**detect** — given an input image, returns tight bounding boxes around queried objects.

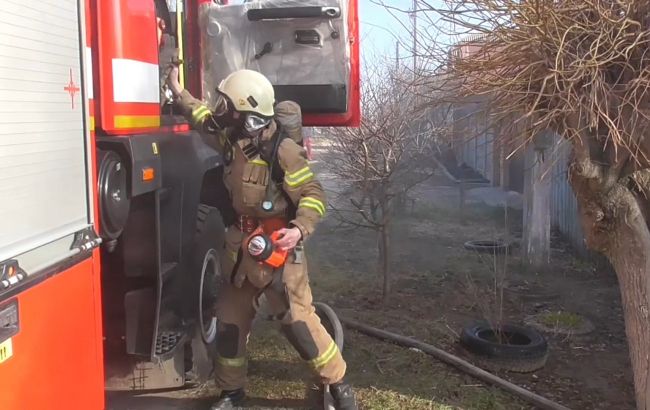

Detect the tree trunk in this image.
[380,225,391,300]
[570,163,650,409]
[607,216,650,409]
[378,197,392,300]
[522,145,551,267]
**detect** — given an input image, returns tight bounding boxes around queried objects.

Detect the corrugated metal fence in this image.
[452,101,588,257]
[549,138,588,256]
[454,102,496,184]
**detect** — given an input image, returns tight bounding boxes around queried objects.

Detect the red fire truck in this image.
[0,0,359,408]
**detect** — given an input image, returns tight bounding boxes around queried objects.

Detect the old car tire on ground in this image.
[463,240,510,254]
[460,321,548,373]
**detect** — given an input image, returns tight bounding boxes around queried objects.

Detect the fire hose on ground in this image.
[338,317,572,410]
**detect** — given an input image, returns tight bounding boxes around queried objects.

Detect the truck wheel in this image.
[97,149,130,240]
[193,205,225,344]
[186,205,225,384]
[198,249,219,344]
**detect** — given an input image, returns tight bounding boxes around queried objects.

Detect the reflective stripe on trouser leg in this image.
[214,279,258,391]
[267,254,346,384]
[308,341,339,370]
[215,353,247,391]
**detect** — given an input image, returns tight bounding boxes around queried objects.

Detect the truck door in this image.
[0,1,103,409]
[200,0,360,127]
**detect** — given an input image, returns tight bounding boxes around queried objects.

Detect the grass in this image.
[463,390,508,410]
[539,311,584,329]
[355,389,455,410]
[243,320,522,410]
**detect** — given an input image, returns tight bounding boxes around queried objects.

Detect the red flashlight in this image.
[246,227,288,268]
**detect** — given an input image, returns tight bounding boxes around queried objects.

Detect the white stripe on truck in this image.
[112,58,160,103]
[86,47,93,99]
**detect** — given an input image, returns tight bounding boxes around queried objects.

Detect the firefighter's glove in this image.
[171,55,183,67]
[166,66,183,97]
[274,227,302,251]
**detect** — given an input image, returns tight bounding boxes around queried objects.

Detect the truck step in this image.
[155,330,184,356]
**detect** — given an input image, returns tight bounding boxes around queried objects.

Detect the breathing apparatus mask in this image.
[244,113,271,134]
[214,92,271,138]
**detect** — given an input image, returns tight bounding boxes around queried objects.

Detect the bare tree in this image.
[390,0,650,406]
[327,61,435,300]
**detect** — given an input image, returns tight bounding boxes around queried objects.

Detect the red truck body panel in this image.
[0,256,104,410]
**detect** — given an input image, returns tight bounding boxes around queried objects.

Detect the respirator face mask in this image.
[243,113,271,134]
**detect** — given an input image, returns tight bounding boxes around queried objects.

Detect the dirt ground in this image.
[309,184,633,409]
[107,148,635,410]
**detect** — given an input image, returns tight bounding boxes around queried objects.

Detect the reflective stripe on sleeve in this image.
[285,166,314,187]
[192,105,212,124]
[299,197,326,216]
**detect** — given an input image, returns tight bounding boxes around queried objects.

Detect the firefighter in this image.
[167,67,358,410]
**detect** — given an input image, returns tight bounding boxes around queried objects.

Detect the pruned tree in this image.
[327,61,436,300]
[395,0,650,406]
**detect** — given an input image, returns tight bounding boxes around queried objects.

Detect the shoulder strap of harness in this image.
[260,123,298,219]
[260,123,289,184]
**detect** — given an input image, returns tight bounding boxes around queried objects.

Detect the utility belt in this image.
[234,214,288,235]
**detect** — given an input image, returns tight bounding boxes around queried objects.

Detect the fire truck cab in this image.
[0,0,359,408]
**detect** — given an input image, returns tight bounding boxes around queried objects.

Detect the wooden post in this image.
[499,144,509,189]
[523,143,551,266]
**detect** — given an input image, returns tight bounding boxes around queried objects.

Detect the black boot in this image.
[330,380,358,410]
[209,389,245,410]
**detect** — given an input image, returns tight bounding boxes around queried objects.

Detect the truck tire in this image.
[186,205,225,384]
[97,149,130,240]
[193,204,225,345]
